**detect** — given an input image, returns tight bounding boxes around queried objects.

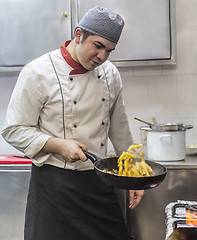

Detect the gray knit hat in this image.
[77,6,124,44]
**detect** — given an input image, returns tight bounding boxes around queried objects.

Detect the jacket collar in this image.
[60,41,89,75]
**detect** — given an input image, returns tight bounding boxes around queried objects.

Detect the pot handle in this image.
[183,125,193,130]
[83,150,101,163]
[159,135,172,143]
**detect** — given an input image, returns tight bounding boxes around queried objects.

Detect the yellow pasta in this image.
[117,144,154,177]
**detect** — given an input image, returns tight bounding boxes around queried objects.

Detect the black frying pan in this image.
[84,151,167,190]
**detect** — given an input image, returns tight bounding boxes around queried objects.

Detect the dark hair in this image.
[81,29,95,43]
[74,27,95,43]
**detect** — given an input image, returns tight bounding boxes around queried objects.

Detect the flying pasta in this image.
[117,144,154,177]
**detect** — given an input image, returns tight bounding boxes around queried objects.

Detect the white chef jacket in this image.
[2,41,133,170]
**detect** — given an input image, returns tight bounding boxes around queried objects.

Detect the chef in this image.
[2,6,144,240]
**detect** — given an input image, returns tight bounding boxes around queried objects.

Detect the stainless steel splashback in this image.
[0,0,71,67]
[0,164,31,240]
[0,0,176,69]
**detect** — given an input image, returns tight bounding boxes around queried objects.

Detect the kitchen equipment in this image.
[129,165,197,240]
[137,118,193,161]
[186,145,197,155]
[134,117,154,128]
[145,130,186,161]
[166,228,197,240]
[83,151,167,190]
[165,200,197,240]
[0,155,32,240]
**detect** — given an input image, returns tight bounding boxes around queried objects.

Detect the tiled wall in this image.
[0,0,197,154]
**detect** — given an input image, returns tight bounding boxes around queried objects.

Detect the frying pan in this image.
[84,151,167,190]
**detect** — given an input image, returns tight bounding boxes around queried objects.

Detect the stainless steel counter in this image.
[128,155,197,240]
[1,156,197,240]
[158,154,197,169]
[0,164,31,240]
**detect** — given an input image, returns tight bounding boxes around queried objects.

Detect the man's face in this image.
[75,30,116,70]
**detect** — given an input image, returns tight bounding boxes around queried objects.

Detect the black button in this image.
[73,100,77,104]
[98,75,101,79]
[101,143,104,147]
[70,77,73,81]
[102,98,105,101]
[74,124,77,128]
[102,122,105,125]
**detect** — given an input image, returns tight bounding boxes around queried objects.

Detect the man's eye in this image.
[94,43,101,49]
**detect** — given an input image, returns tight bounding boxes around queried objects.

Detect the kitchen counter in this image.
[0,156,31,240]
[157,154,197,169]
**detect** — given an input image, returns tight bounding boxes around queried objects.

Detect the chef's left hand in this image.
[129,190,144,210]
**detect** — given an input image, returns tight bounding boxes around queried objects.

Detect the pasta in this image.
[117,144,154,177]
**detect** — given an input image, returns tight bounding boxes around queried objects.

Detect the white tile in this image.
[177,75,197,117]
[191,31,197,73]
[133,65,162,77]
[122,76,149,119]
[176,0,197,31]
[162,31,191,75]
[148,75,177,118]
[118,67,134,78]
[122,76,149,143]
[188,118,197,144]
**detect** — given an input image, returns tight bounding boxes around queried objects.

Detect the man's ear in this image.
[75,28,83,44]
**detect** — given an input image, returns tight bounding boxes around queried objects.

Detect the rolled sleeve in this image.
[24,134,51,158]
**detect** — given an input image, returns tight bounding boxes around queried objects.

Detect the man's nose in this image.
[97,50,108,62]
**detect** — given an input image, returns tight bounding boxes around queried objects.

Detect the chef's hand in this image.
[129,190,144,210]
[42,137,88,163]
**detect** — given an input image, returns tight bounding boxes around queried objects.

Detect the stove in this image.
[165,200,197,240]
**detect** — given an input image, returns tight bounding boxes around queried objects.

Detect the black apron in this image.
[24,164,129,240]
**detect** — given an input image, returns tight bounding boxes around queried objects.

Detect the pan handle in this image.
[83,150,101,163]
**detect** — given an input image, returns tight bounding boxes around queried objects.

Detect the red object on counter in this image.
[0,155,32,164]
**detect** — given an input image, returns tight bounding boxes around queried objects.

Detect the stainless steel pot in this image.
[140,123,193,161]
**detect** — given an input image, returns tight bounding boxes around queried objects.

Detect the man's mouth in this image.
[91,59,100,66]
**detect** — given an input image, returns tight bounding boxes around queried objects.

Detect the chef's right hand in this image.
[42,137,88,163]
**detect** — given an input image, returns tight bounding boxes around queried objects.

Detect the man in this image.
[2,6,144,240]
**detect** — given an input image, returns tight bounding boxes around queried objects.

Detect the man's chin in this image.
[85,64,98,71]
[83,61,102,70]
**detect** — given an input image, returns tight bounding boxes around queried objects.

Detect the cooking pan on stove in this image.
[84,151,167,190]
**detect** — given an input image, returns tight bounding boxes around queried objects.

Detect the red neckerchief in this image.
[60,40,89,75]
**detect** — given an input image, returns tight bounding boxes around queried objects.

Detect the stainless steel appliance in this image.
[0,155,31,240]
[128,155,197,240]
[165,200,197,240]
[136,117,193,161]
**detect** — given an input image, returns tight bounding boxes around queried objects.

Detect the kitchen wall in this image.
[0,0,197,154]
[119,0,197,145]
[0,71,21,154]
